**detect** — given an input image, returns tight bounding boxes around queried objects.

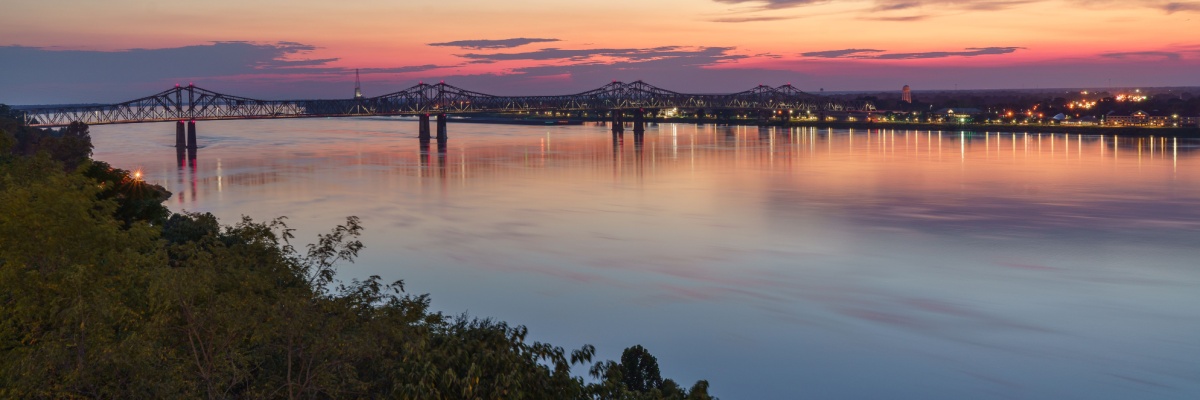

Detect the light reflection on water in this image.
[94,119,1200,399]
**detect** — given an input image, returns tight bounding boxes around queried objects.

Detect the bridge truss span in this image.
[21,81,874,127]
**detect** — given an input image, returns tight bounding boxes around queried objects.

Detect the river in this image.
[92,119,1200,399]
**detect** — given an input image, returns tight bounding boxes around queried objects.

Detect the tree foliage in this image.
[0,114,717,399]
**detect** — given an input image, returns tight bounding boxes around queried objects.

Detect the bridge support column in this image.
[611,111,624,135]
[436,113,447,140]
[633,110,645,134]
[176,121,186,149]
[186,120,197,149]
[419,114,431,140]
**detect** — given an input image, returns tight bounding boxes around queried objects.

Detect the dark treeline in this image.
[0,111,716,399]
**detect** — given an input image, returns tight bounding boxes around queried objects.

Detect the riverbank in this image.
[528,116,1200,137]
[775,121,1200,137]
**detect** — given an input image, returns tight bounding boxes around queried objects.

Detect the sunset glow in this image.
[2,1,1198,102]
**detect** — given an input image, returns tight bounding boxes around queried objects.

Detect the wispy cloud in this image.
[710,15,800,22]
[801,46,1023,59]
[455,46,744,63]
[1100,51,1182,60]
[875,46,1023,59]
[710,0,1055,19]
[1164,2,1200,13]
[427,46,809,95]
[715,0,1034,11]
[427,38,561,50]
[713,0,1197,15]
[865,15,930,21]
[0,42,453,103]
[873,1,921,11]
[359,64,448,74]
[801,48,886,58]
[712,0,828,10]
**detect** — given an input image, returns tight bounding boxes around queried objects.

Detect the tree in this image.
[0,153,171,398]
[47,122,94,170]
[621,345,664,392]
[1,130,717,399]
[83,161,172,227]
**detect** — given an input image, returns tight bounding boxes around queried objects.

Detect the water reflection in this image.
[168,127,1193,184]
[92,120,1200,400]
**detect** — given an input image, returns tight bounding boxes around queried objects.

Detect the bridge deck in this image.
[21,81,873,127]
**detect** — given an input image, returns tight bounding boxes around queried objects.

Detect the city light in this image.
[1067,100,1096,110]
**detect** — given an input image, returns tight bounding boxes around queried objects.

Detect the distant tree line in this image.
[0,111,717,399]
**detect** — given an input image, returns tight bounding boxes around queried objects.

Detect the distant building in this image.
[931,108,980,123]
[823,111,880,122]
[933,107,981,116]
[1103,110,1190,126]
[902,85,912,103]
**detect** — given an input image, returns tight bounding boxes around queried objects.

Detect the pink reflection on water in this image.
[89,120,1200,399]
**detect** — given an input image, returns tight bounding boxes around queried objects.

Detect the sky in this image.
[1,0,1198,104]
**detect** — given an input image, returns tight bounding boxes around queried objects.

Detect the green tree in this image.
[83,161,172,227]
[586,345,717,400]
[620,345,663,392]
[1,124,717,399]
[0,154,172,398]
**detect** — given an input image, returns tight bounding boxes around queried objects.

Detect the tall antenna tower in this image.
[354,69,363,99]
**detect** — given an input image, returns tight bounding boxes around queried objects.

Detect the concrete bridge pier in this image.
[436,113,448,140]
[175,121,186,149]
[633,110,645,134]
[418,114,431,140]
[611,111,624,135]
[186,120,198,149]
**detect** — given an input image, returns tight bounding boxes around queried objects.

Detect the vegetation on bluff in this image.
[0,115,716,399]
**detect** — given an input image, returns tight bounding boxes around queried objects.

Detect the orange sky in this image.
[2,0,1198,102]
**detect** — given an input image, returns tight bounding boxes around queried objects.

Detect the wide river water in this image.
[93,119,1200,399]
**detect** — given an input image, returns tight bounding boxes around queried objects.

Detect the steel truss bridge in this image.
[21,80,873,128]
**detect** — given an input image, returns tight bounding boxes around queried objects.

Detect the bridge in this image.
[20,80,873,148]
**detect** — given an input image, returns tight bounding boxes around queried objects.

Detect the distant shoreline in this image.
[775,121,1200,137]
[548,116,1200,137]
